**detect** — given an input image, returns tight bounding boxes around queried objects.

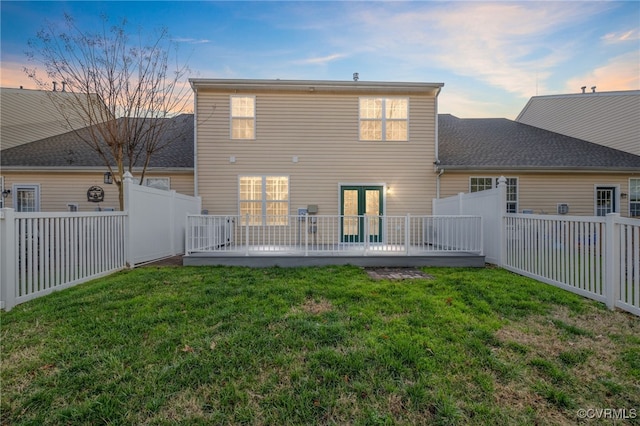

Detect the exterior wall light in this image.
[1,189,11,198]
[104,172,113,185]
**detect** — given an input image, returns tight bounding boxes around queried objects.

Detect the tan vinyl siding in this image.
[1,171,193,212]
[516,91,640,155]
[439,171,640,217]
[0,88,110,151]
[196,90,437,215]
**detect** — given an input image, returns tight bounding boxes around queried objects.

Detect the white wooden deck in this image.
[184,214,485,267]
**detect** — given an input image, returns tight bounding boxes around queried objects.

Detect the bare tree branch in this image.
[24,13,192,209]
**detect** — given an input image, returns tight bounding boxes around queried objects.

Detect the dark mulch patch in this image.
[365,267,433,280]
[143,255,184,267]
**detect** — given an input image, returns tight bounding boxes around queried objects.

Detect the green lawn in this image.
[2,265,639,425]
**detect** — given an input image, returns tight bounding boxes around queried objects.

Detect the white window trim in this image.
[12,184,41,212]
[359,97,409,141]
[629,178,640,217]
[230,95,256,140]
[594,184,620,216]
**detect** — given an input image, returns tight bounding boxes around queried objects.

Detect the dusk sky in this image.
[1,1,639,119]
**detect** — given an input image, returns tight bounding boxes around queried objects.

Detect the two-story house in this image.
[190,78,444,242]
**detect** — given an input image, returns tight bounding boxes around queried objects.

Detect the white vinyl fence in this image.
[126,181,201,264]
[1,210,127,311]
[433,180,504,264]
[503,213,639,316]
[1,174,201,311]
[434,177,640,316]
[186,214,483,256]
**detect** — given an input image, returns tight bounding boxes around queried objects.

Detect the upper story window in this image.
[231,96,255,139]
[359,98,408,141]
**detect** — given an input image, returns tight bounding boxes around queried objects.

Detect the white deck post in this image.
[245,214,250,256]
[405,214,410,256]
[1,209,17,311]
[364,216,369,256]
[604,213,620,310]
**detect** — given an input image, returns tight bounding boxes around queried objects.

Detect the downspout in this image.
[192,86,199,198]
[434,88,440,163]
[433,87,443,199]
[436,168,444,199]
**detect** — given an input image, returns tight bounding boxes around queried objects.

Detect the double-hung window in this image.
[470,177,493,193]
[359,98,408,141]
[470,177,518,213]
[630,178,640,217]
[239,176,289,225]
[231,96,255,139]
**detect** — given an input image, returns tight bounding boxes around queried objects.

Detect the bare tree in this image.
[25,13,192,209]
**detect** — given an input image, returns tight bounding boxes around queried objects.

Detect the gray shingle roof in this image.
[438,114,640,170]
[1,114,194,169]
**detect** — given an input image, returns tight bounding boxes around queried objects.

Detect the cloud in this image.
[602,29,640,43]
[293,53,346,66]
[565,52,640,92]
[172,37,211,44]
[323,2,612,98]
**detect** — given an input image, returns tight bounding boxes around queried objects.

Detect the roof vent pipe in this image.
[353,72,359,82]
[61,81,66,92]
[581,86,586,94]
[52,81,57,91]
[591,86,596,93]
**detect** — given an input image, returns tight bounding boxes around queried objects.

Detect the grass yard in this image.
[1,265,639,425]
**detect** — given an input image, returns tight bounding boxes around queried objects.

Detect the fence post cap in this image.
[497,176,507,185]
[123,171,134,182]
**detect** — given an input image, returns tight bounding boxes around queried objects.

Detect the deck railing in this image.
[186,214,483,256]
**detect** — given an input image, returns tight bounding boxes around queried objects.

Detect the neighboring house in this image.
[0,86,112,151]
[189,78,444,229]
[436,114,640,217]
[515,90,640,156]
[1,114,194,211]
